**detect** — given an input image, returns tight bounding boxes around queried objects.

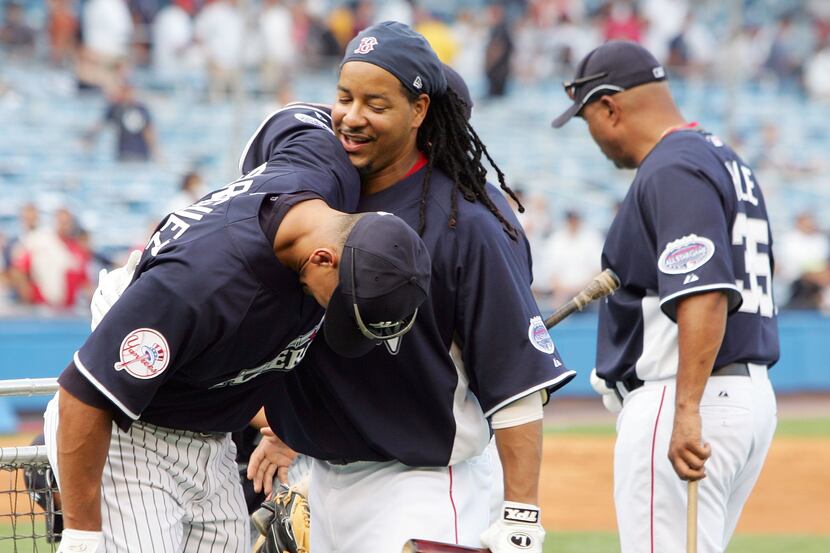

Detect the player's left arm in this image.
[669,290,727,480]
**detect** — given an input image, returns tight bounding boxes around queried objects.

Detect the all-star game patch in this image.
[114,328,170,379]
[658,234,715,275]
[528,316,555,354]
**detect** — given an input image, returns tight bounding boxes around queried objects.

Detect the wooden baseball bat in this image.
[687,480,699,553]
[544,269,621,329]
[402,539,488,553]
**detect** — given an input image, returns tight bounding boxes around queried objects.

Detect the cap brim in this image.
[551,102,581,128]
[324,283,378,358]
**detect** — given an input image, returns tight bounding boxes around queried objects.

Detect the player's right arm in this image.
[56,387,112,531]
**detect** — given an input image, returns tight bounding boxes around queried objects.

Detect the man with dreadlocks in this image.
[246,22,575,553]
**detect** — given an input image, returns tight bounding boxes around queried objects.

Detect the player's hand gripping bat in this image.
[403,270,622,553]
[543,269,620,328]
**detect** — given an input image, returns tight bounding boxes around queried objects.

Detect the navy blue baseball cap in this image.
[325,212,431,358]
[341,21,448,97]
[442,62,473,120]
[552,40,667,128]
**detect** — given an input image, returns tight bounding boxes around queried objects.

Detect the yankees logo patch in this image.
[114,328,170,379]
[354,36,378,54]
[658,234,715,275]
[528,316,555,354]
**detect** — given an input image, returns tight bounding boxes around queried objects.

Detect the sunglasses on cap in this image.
[349,247,419,341]
[563,71,608,100]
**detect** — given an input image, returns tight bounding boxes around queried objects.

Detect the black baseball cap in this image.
[341,21,448,97]
[551,40,667,128]
[325,212,431,358]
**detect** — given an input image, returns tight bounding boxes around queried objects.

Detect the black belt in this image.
[616,362,750,398]
[711,362,750,377]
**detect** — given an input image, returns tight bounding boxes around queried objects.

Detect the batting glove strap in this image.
[57,529,102,553]
[590,368,622,413]
[480,501,545,553]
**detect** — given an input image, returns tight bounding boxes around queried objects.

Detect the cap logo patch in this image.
[114,328,170,379]
[528,316,555,354]
[658,234,715,274]
[354,36,378,54]
[413,75,423,90]
[653,66,666,79]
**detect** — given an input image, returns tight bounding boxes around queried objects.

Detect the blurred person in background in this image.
[484,3,513,98]
[804,36,830,102]
[414,8,458,64]
[84,80,157,162]
[260,0,296,106]
[665,10,716,80]
[776,211,830,305]
[152,0,199,86]
[164,171,205,215]
[543,210,603,307]
[47,0,78,67]
[374,0,414,26]
[8,207,91,309]
[77,0,134,92]
[194,0,244,101]
[0,2,35,57]
[764,14,809,90]
[601,0,645,43]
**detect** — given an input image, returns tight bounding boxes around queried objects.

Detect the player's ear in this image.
[309,248,337,269]
[599,96,621,126]
[411,93,430,129]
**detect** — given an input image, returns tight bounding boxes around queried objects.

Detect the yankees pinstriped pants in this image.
[44,393,250,552]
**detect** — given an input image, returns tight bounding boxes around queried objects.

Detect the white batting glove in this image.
[90,250,142,331]
[590,368,622,413]
[480,501,545,553]
[57,529,102,553]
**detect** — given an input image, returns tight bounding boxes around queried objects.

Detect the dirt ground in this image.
[539,435,830,534]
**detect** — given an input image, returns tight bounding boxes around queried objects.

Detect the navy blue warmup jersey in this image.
[596,130,779,388]
[58,106,361,432]
[265,164,575,466]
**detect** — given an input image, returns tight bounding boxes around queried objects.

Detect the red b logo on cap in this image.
[354,37,378,54]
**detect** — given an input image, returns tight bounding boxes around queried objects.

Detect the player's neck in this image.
[634,114,688,166]
[361,147,424,195]
[274,200,338,271]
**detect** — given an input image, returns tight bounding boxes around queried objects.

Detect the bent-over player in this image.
[553,41,778,553]
[248,23,575,553]
[44,105,431,553]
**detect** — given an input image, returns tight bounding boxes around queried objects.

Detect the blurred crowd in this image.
[1,0,830,315]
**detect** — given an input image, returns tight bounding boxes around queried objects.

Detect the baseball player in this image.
[553,41,778,553]
[43,104,432,553]
[248,22,575,553]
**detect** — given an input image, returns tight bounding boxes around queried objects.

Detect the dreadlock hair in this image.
[401,85,525,240]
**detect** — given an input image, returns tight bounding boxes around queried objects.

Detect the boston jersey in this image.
[58,107,361,432]
[597,130,779,388]
[266,165,575,466]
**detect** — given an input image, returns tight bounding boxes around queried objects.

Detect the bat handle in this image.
[687,479,698,553]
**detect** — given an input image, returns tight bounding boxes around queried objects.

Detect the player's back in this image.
[597,130,779,386]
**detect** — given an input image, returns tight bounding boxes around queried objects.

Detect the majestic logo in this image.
[658,234,715,275]
[683,273,700,285]
[527,316,555,354]
[354,37,378,54]
[114,328,170,379]
[413,75,423,90]
[210,319,323,388]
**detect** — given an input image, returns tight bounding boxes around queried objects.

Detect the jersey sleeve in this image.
[642,161,743,320]
[63,265,215,421]
[454,224,575,417]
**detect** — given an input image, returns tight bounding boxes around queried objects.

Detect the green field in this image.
[546,416,830,438]
[2,525,830,553]
[545,531,830,553]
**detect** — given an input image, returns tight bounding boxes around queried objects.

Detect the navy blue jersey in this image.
[266,165,575,466]
[58,106,361,432]
[596,130,779,387]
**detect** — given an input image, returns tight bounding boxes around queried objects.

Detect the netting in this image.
[0,448,60,553]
